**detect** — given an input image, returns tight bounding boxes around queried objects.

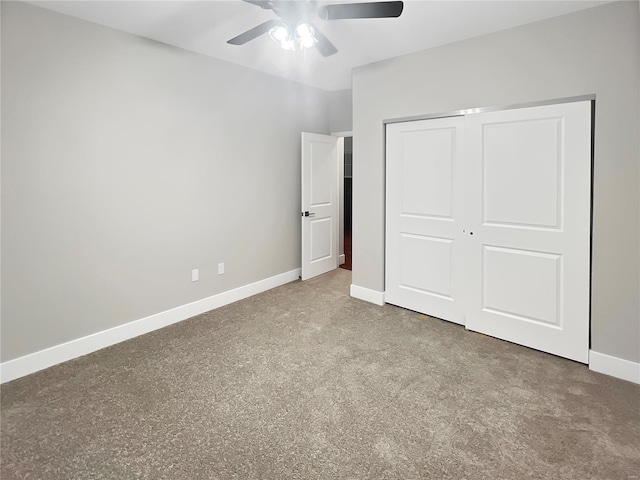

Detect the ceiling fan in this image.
[227,0,404,57]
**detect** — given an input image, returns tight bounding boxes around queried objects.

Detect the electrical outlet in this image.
[192,269,199,282]
[218,263,224,275]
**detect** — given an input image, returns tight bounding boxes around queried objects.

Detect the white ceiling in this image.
[29,0,610,91]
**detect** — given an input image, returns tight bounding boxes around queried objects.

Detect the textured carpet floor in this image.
[2,269,639,479]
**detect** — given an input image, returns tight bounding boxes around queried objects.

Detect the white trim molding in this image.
[331,130,353,137]
[339,254,346,265]
[589,350,640,384]
[350,284,385,306]
[0,269,301,384]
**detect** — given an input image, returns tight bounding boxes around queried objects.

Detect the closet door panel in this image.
[385,117,465,325]
[464,102,591,363]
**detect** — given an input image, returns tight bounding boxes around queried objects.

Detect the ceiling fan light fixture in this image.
[295,22,317,49]
[269,21,317,52]
[280,38,295,50]
[269,23,291,46]
[299,35,318,49]
[295,23,314,39]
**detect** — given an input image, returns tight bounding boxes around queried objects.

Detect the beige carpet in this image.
[2,269,639,479]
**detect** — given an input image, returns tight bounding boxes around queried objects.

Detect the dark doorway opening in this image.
[341,137,352,271]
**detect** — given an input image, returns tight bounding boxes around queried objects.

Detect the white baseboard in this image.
[589,351,640,384]
[0,269,301,384]
[350,284,385,306]
[339,254,346,265]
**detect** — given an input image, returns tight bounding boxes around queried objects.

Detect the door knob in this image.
[302,211,315,217]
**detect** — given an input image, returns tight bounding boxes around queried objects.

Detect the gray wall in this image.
[1,2,329,362]
[329,89,353,133]
[352,1,640,363]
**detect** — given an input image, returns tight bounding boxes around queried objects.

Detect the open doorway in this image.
[340,136,352,271]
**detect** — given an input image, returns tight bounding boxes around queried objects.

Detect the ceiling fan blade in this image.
[227,20,280,45]
[311,25,338,57]
[241,0,274,9]
[321,1,403,20]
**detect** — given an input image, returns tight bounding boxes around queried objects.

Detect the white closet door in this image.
[385,117,465,325]
[463,102,591,363]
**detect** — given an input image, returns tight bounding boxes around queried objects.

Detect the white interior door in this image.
[463,102,591,363]
[301,132,339,280]
[385,117,465,325]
